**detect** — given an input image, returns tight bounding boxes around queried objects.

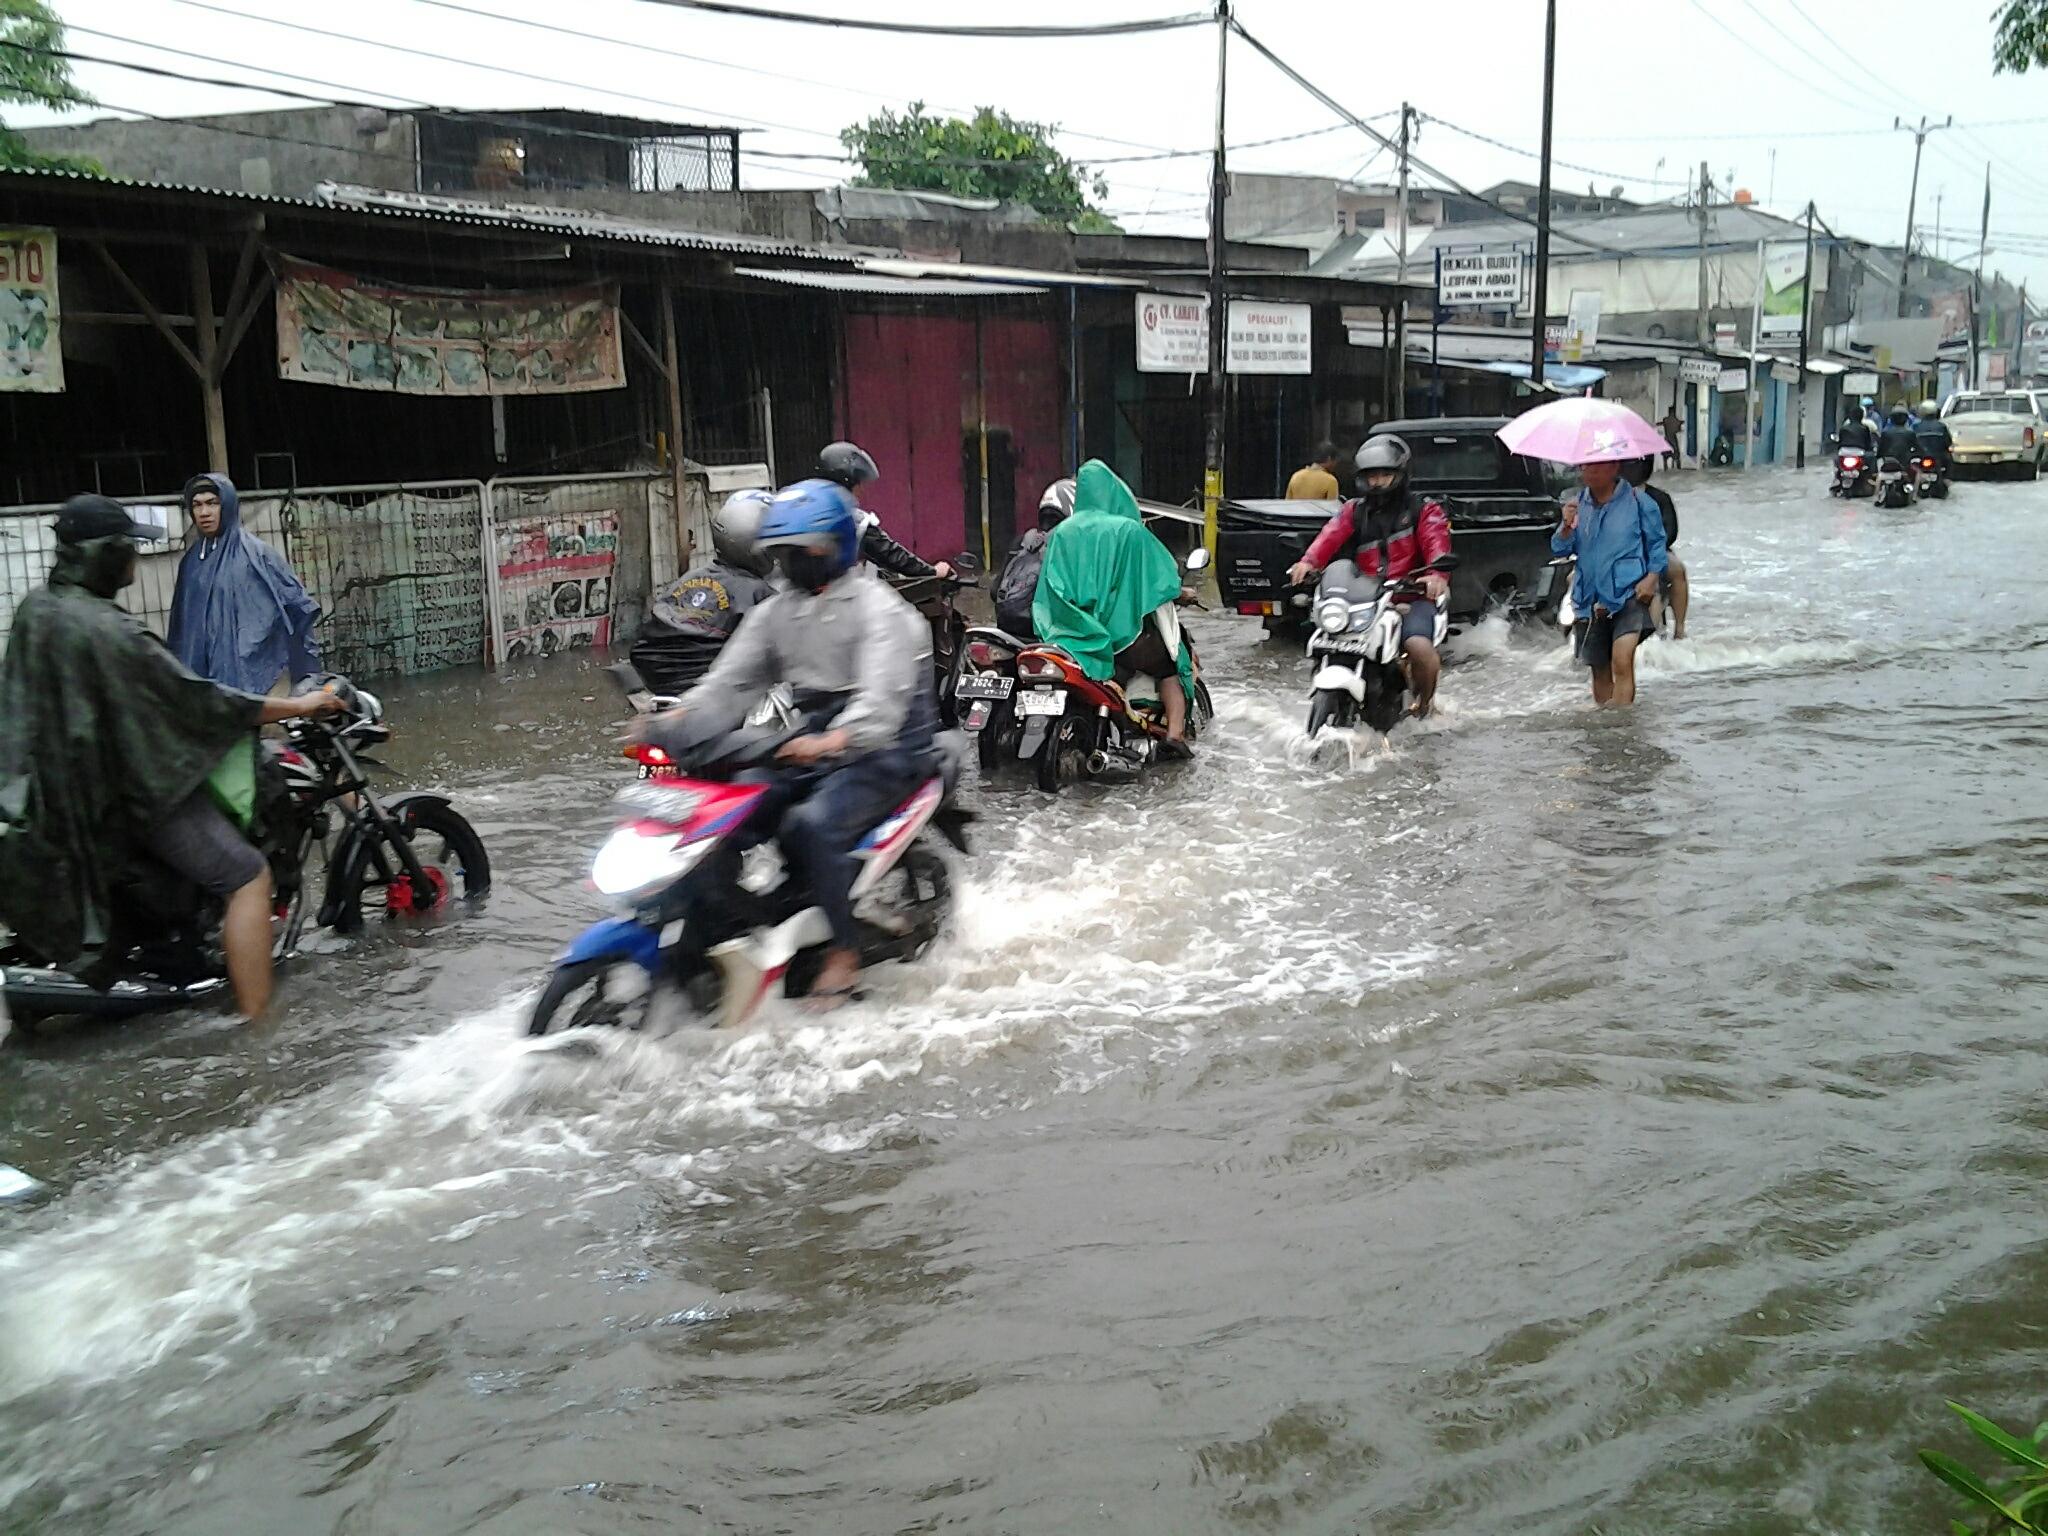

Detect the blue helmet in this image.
[757,478,861,582]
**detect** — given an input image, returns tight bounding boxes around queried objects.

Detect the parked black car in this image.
[1217,416,1569,631]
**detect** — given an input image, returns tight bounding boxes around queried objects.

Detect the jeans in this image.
[779,747,926,950]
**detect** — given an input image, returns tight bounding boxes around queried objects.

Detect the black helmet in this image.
[1890,403,1910,424]
[1354,434,1412,503]
[1037,477,1076,529]
[1623,454,1656,485]
[817,441,879,491]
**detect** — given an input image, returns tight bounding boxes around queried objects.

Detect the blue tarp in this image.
[1472,360,1609,390]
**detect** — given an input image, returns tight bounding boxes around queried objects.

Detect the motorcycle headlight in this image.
[591,826,711,899]
[613,782,702,824]
[1316,597,1350,635]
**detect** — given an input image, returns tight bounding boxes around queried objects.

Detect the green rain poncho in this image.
[0,538,263,970]
[1031,460,1194,696]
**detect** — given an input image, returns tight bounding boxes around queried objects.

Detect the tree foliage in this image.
[0,0,100,173]
[839,103,1117,229]
[1992,0,2048,73]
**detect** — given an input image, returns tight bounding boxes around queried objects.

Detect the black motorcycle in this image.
[1915,451,1951,500]
[886,555,981,728]
[1829,445,1876,499]
[1,678,491,1026]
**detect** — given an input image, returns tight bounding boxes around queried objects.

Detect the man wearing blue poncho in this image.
[167,473,323,692]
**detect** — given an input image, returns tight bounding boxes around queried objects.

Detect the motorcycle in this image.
[885,556,980,729]
[955,623,1027,773]
[1830,446,1875,499]
[1304,554,1459,736]
[1915,452,1951,500]
[1009,548,1214,792]
[1,677,491,1026]
[1874,456,1917,508]
[527,699,970,1035]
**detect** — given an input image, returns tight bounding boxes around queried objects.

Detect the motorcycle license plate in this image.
[956,673,1014,701]
[1016,687,1066,717]
[1318,635,1374,655]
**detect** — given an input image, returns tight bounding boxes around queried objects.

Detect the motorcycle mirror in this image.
[952,550,984,577]
[1184,546,1211,572]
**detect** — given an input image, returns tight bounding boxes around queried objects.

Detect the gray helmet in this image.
[816,441,879,491]
[711,488,773,575]
[1037,477,1076,528]
[1354,434,1412,498]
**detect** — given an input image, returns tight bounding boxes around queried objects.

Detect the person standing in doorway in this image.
[1659,403,1683,469]
[1552,454,1667,707]
[167,473,322,693]
[1285,441,1343,500]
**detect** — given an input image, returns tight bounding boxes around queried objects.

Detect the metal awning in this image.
[735,266,1044,297]
[1464,359,1609,390]
[860,256,1146,290]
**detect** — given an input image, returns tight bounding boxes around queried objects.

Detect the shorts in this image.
[1574,596,1657,669]
[1397,598,1439,647]
[142,790,266,897]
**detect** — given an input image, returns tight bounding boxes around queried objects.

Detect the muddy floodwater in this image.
[4,467,2047,1534]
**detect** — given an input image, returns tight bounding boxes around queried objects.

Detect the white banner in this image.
[1135,292,1208,373]
[1437,247,1525,307]
[1843,370,1879,392]
[1716,368,1748,392]
[1679,357,1720,385]
[1136,295,1313,374]
[1226,300,1311,374]
[1563,290,1602,361]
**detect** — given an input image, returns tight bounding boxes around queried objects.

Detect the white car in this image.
[1943,390,2048,479]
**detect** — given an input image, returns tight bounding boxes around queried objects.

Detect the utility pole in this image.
[1894,114,1952,317]
[1202,0,1229,557]
[1528,0,1556,393]
[1973,162,1990,388]
[1393,101,1413,416]
[1696,160,1712,348]
[1745,236,1762,472]
[1796,201,1815,469]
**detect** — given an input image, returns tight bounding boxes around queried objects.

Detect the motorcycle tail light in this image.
[628,743,672,768]
[1018,653,1066,680]
[1842,455,1862,468]
[967,639,1006,667]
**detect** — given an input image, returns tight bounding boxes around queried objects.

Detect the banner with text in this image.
[277,258,626,396]
[0,228,62,393]
[1135,292,1209,372]
[1437,247,1525,308]
[1135,295,1313,374]
[1760,241,1808,340]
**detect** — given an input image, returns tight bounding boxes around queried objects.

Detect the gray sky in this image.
[19,0,2048,294]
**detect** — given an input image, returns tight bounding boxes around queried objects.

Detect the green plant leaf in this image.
[1921,1450,2031,1525]
[1951,1403,2048,1472]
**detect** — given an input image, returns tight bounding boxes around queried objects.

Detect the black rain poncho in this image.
[0,538,263,969]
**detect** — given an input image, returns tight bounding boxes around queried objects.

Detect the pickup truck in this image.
[1943,390,2047,479]
[1217,416,1569,629]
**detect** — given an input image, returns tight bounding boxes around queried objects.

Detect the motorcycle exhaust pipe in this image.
[1085,749,1110,775]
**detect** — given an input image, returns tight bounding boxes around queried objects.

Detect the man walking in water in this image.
[1552,454,1667,707]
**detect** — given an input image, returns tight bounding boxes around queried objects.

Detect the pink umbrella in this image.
[1495,398,1670,465]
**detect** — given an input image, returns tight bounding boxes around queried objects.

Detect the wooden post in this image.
[189,244,227,473]
[659,284,689,567]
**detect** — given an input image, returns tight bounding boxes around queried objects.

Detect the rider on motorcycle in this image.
[991,477,1075,638]
[817,441,955,583]
[1836,413,1877,452]
[1912,398,1954,469]
[643,478,939,1007]
[629,489,774,695]
[0,496,343,1020]
[1032,460,1199,753]
[1877,404,1921,472]
[1286,435,1452,717]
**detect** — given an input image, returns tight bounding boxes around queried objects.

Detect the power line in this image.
[1417,113,1683,189]
[607,0,1209,37]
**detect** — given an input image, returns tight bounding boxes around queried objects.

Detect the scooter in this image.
[885,554,980,729]
[527,699,970,1035]
[1304,554,1458,736]
[1874,456,1917,508]
[1009,548,1214,792]
[1,677,491,1029]
[1830,446,1876,498]
[955,624,1027,773]
[1915,452,1951,500]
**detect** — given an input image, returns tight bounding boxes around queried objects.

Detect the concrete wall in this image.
[19,108,419,197]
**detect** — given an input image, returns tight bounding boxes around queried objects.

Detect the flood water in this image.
[4,467,2047,1534]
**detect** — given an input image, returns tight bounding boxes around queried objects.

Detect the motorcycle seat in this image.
[965,624,1032,650]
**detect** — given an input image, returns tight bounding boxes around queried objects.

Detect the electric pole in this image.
[1528,0,1556,393]
[1202,0,1229,557]
[1973,163,1990,388]
[1894,114,1952,317]
[1393,101,1413,416]
[1797,200,1815,469]
[1696,160,1712,348]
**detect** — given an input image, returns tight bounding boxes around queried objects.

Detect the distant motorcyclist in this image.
[991,477,1074,638]
[645,479,938,1007]
[1877,403,1920,466]
[1286,435,1452,717]
[1836,413,1877,452]
[0,495,344,1021]
[1861,396,1884,438]
[1912,398,1954,468]
[629,490,774,695]
[816,441,955,582]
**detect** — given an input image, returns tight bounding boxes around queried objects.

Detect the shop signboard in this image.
[0,227,61,393]
[1436,247,1526,307]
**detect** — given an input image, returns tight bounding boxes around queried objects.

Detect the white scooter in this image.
[1304,554,1457,736]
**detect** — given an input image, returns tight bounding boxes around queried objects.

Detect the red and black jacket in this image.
[1303,494,1452,582]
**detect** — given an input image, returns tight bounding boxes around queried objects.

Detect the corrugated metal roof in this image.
[735,266,1045,296]
[0,166,855,262]
[861,256,1145,290]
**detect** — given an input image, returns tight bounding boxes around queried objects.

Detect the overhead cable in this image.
[611,0,1209,37]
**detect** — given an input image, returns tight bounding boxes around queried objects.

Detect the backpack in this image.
[992,529,1047,636]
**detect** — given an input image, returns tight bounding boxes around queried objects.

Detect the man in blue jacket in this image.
[1553,454,1668,707]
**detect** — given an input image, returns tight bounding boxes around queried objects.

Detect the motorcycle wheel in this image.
[1194,678,1215,733]
[527,958,651,1036]
[976,702,1011,773]
[332,802,491,934]
[1305,691,1355,735]
[1035,717,1071,793]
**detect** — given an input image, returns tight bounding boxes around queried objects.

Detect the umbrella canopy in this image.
[1496,398,1669,465]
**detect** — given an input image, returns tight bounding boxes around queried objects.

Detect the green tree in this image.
[0,0,99,173]
[839,103,1118,230]
[1993,0,2048,72]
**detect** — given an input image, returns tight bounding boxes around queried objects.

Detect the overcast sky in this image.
[18,0,2048,293]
